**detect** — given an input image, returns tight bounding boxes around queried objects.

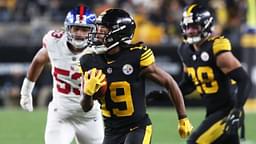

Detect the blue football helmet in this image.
[64,5,96,49]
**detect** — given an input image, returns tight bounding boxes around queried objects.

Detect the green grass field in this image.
[0,107,255,144]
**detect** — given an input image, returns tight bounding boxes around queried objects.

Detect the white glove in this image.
[20,78,35,112]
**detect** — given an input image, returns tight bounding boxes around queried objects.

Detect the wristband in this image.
[20,78,35,96]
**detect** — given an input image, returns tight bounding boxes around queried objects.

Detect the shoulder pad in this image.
[140,46,155,67]
[43,30,65,48]
[208,35,222,41]
[212,36,231,55]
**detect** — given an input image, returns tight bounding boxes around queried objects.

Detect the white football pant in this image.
[44,102,104,144]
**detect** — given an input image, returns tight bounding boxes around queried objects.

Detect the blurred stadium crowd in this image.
[0,0,256,108]
[0,0,251,46]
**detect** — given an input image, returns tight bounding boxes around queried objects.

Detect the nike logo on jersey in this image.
[129,126,139,131]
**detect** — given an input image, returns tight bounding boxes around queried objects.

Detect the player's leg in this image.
[124,124,152,144]
[45,102,75,144]
[213,128,240,144]
[187,110,228,144]
[74,110,104,144]
[213,134,240,144]
[226,132,240,144]
[215,109,244,144]
[103,127,127,144]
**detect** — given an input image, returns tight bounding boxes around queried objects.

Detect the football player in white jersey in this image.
[19,5,104,144]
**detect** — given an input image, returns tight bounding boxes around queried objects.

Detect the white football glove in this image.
[20,78,35,112]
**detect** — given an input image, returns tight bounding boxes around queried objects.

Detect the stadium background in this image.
[0,0,255,143]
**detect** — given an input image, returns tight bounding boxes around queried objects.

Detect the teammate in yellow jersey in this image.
[79,8,193,144]
[178,4,252,144]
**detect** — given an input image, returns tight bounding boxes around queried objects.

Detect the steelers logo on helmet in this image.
[122,64,133,75]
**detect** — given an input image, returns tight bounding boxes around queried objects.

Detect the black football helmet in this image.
[180,4,214,44]
[90,8,136,52]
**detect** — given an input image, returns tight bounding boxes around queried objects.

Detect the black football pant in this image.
[187,109,240,144]
[103,124,152,144]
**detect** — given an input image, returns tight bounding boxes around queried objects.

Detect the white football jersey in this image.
[42,30,98,113]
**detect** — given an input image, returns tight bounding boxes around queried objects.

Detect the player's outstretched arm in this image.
[20,48,49,112]
[141,63,193,138]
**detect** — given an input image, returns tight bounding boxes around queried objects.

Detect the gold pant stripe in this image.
[196,119,225,144]
[143,125,152,144]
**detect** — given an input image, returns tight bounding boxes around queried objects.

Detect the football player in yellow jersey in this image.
[79,8,193,144]
[178,4,252,144]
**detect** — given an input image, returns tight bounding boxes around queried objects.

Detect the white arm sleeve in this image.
[20,78,35,96]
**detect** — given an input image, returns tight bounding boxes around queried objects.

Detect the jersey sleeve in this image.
[42,30,65,49]
[177,43,185,63]
[42,30,55,49]
[140,47,155,67]
[212,37,232,56]
[79,55,90,73]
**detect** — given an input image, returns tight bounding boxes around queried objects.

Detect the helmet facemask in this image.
[88,9,136,53]
[66,25,96,49]
[88,30,108,54]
